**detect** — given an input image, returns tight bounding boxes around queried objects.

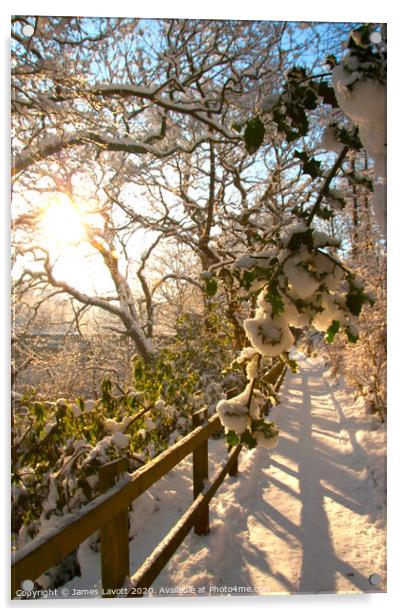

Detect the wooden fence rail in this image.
[11,361,286,599]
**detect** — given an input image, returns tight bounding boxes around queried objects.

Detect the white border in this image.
[2,2,403,614]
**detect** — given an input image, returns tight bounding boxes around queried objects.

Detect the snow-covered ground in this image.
[58,353,386,598]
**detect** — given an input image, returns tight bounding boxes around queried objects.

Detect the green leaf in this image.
[287,228,313,251]
[294,150,321,179]
[345,278,372,316]
[240,430,258,449]
[133,359,144,381]
[303,86,318,110]
[102,378,112,395]
[225,430,240,447]
[316,206,334,220]
[325,55,337,68]
[318,82,339,108]
[303,158,321,179]
[326,320,340,343]
[244,117,265,154]
[346,290,362,316]
[264,281,284,316]
[286,358,298,373]
[205,278,218,297]
[239,266,271,292]
[345,327,359,343]
[334,124,362,150]
[250,419,279,438]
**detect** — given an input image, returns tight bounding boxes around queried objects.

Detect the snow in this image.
[246,354,260,381]
[103,417,132,434]
[199,271,213,280]
[244,311,294,358]
[314,252,335,274]
[154,399,166,411]
[281,222,310,248]
[321,126,340,152]
[332,66,386,160]
[312,231,338,249]
[144,417,156,430]
[252,430,279,449]
[235,347,259,363]
[311,295,345,332]
[84,400,96,412]
[261,93,280,113]
[111,432,130,449]
[332,62,386,236]
[373,182,387,237]
[57,354,385,597]
[283,257,320,299]
[43,421,57,437]
[71,403,81,417]
[326,188,346,210]
[282,296,311,328]
[164,405,177,419]
[216,386,254,434]
[233,255,258,270]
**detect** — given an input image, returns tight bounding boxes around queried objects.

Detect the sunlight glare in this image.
[41,194,85,246]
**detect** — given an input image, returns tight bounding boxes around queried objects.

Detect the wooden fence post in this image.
[99,457,130,596]
[227,445,238,477]
[192,410,209,535]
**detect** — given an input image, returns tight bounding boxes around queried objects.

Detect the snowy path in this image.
[153,355,386,595]
[68,355,386,597]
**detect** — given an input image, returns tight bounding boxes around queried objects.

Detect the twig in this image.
[307,146,349,225]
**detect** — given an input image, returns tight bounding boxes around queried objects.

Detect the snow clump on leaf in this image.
[244,291,294,357]
[217,385,260,434]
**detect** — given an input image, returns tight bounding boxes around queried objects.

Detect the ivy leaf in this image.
[326,320,340,343]
[273,109,301,142]
[318,82,339,108]
[345,282,370,316]
[281,352,298,373]
[101,379,112,405]
[345,327,359,343]
[102,378,112,395]
[316,206,334,220]
[225,430,240,447]
[244,117,265,154]
[288,359,298,373]
[133,358,144,381]
[264,281,284,316]
[205,278,218,297]
[303,85,318,110]
[251,419,279,438]
[239,266,269,292]
[325,54,337,68]
[346,291,362,316]
[302,157,321,179]
[334,124,362,150]
[240,430,258,449]
[294,150,321,179]
[287,227,314,251]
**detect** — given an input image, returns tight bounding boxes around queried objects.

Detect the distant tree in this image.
[12,17,352,362]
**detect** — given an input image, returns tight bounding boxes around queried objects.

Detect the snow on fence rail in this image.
[11,361,286,599]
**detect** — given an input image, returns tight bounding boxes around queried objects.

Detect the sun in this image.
[41,193,85,246]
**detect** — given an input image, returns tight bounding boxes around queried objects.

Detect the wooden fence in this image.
[11,361,286,599]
